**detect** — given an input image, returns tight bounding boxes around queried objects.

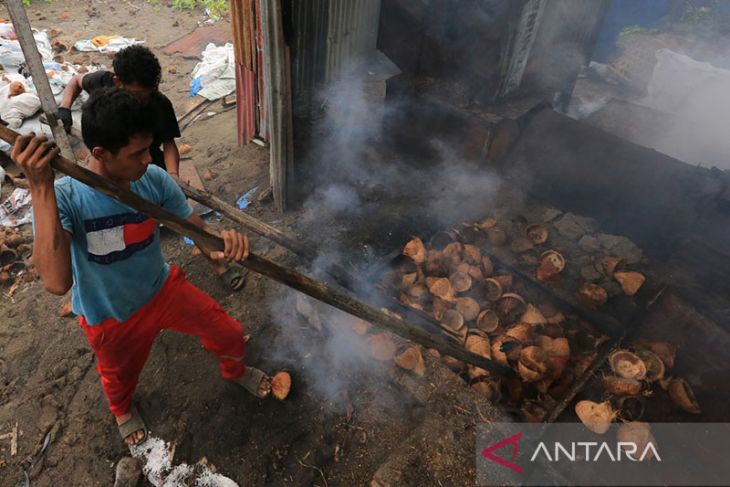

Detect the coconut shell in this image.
[461,225,486,245]
[521,401,547,422]
[368,333,397,361]
[537,336,570,379]
[478,217,497,231]
[668,378,701,414]
[442,242,463,264]
[441,309,465,332]
[449,272,472,293]
[578,282,608,308]
[408,284,428,299]
[518,346,548,382]
[399,294,423,310]
[352,319,369,335]
[614,271,645,296]
[483,278,503,301]
[429,277,454,300]
[429,231,456,250]
[455,297,480,321]
[425,250,448,276]
[510,237,535,254]
[395,347,426,376]
[616,422,656,461]
[463,244,481,264]
[575,400,616,434]
[442,355,466,373]
[505,323,532,343]
[271,372,292,400]
[643,341,677,369]
[536,250,565,281]
[493,274,513,290]
[498,293,526,315]
[602,376,642,396]
[401,272,418,290]
[476,309,500,333]
[471,378,500,400]
[466,333,491,379]
[431,297,451,321]
[481,256,494,276]
[521,304,547,326]
[602,256,622,276]
[491,338,509,366]
[609,350,647,380]
[0,270,10,285]
[467,265,484,281]
[403,238,427,264]
[487,227,507,246]
[526,224,549,245]
[636,350,665,383]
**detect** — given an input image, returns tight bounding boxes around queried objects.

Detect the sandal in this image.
[232,366,271,398]
[117,406,147,445]
[220,267,247,291]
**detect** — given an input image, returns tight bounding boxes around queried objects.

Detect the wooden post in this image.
[0,125,513,377]
[5,0,74,161]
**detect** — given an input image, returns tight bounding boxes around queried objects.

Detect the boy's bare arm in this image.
[59,73,85,109]
[12,135,73,295]
[162,141,180,177]
[187,213,249,263]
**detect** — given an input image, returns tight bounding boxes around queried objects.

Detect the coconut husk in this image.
[521,304,547,326]
[463,244,481,265]
[636,349,665,383]
[368,333,397,361]
[602,376,642,396]
[575,400,616,434]
[481,256,494,276]
[578,282,608,308]
[395,347,426,376]
[428,277,454,300]
[609,350,647,380]
[510,237,535,254]
[483,278,503,301]
[478,217,497,231]
[441,309,465,332]
[449,272,472,293]
[476,309,500,333]
[536,250,565,281]
[518,346,548,382]
[403,238,427,264]
[352,319,369,335]
[487,227,507,246]
[616,422,656,461]
[455,297,480,321]
[668,378,701,414]
[614,271,645,296]
[526,224,549,245]
[602,256,622,276]
[271,371,292,400]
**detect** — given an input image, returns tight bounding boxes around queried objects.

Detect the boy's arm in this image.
[57,74,85,132]
[162,140,180,177]
[12,135,73,295]
[186,213,249,263]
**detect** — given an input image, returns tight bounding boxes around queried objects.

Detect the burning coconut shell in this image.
[636,349,665,383]
[602,376,642,396]
[476,309,500,333]
[537,250,566,281]
[449,271,472,293]
[401,272,419,290]
[510,237,535,254]
[578,282,608,308]
[431,297,451,321]
[609,350,647,381]
[467,265,484,281]
[487,227,507,246]
[352,319,369,335]
[616,422,656,461]
[426,250,448,276]
[368,333,398,362]
[442,242,464,266]
[517,346,548,382]
[493,274,513,290]
[491,337,510,366]
[575,400,617,434]
[484,278,503,301]
[668,378,701,414]
[526,224,549,245]
[460,225,486,246]
[505,323,532,343]
[455,297,480,321]
[271,371,292,400]
[428,277,455,301]
[441,309,465,333]
[614,271,645,296]
[403,238,427,265]
[442,355,466,373]
[395,346,426,377]
[429,230,457,250]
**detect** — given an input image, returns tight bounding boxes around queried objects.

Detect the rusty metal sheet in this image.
[235,62,257,145]
[162,24,234,59]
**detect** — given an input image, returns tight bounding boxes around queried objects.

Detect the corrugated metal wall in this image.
[326,0,382,82]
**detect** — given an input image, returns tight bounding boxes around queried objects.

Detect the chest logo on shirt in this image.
[84,212,157,265]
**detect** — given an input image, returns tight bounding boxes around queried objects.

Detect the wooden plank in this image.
[6,0,74,161]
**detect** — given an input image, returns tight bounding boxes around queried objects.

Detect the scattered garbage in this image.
[189,43,235,101]
[235,187,258,210]
[0,80,41,128]
[74,35,143,53]
[0,188,32,227]
[178,143,192,155]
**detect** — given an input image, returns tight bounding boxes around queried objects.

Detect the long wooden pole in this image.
[6,0,74,161]
[0,126,513,377]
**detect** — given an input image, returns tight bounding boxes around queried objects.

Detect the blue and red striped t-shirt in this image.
[53,165,192,325]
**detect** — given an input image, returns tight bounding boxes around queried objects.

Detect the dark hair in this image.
[112,45,161,89]
[82,88,155,154]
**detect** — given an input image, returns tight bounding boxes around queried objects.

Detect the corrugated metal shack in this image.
[230,0,607,212]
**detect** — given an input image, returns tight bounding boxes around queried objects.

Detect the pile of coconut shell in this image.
[377,207,671,422]
[0,226,36,296]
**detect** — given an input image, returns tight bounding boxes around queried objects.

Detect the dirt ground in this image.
[0,1,508,486]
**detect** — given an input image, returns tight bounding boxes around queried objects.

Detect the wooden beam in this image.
[0,124,513,377]
[5,0,74,161]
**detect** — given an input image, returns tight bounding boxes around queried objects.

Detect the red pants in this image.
[80,266,246,417]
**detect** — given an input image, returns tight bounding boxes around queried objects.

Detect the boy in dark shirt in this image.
[58,46,246,290]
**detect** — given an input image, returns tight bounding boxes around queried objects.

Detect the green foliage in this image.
[618,25,658,42]
[169,0,229,19]
[22,0,54,6]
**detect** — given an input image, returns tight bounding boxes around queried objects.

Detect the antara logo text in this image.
[482,432,661,473]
